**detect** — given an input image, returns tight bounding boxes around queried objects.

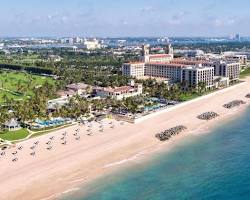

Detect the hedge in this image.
[0,64,54,75]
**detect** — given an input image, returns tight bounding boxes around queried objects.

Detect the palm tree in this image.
[0,107,10,131]
[197,82,206,94]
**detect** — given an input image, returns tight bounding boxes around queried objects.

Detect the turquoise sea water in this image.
[62,107,250,200]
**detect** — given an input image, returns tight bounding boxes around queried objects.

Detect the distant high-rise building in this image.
[230,34,241,41]
[73,37,82,44]
[60,38,74,44]
[235,34,240,41]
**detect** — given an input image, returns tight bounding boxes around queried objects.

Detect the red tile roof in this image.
[146,62,187,68]
[125,62,144,64]
[66,83,90,90]
[56,90,76,97]
[96,86,136,94]
[171,59,212,65]
[149,54,172,58]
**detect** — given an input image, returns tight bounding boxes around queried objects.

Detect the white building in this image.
[122,62,145,78]
[214,76,230,88]
[174,49,204,57]
[0,43,4,50]
[66,83,92,95]
[140,44,174,63]
[48,55,62,62]
[84,39,101,50]
[172,59,241,82]
[144,63,184,82]
[181,65,214,89]
[73,37,83,44]
[223,52,247,65]
[95,81,143,100]
[4,119,21,131]
[122,45,241,90]
[211,61,240,81]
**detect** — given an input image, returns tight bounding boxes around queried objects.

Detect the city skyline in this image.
[0,0,250,37]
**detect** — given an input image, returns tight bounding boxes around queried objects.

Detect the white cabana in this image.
[4,119,21,131]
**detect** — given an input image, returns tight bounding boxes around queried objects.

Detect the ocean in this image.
[61,107,250,200]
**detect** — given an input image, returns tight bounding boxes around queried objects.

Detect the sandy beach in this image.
[0,78,250,200]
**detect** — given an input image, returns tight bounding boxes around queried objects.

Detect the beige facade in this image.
[224,55,247,65]
[95,83,143,100]
[214,76,230,88]
[144,63,183,82]
[122,62,145,78]
[172,59,241,81]
[140,44,174,63]
[144,54,173,63]
[181,65,214,89]
[203,61,240,81]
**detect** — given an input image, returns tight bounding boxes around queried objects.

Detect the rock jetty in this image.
[245,94,250,98]
[197,112,219,120]
[223,100,246,109]
[155,125,187,141]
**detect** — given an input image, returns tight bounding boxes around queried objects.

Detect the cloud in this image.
[172,11,190,20]
[47,12,60,21]
[214,18,236,27]
[45,12,72,25]
[140,6,157,13]
[167,11,190,25]
[120,20,129,25]
[202,1,217,12]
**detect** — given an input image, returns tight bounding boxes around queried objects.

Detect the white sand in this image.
[0,78,250,200]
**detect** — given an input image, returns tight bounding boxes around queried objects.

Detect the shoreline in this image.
[66,105,249,199]
[134,81,247,124]
[0,78,250,200]
[46,105,249,200]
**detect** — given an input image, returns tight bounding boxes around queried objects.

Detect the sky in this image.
[0,0,250,37]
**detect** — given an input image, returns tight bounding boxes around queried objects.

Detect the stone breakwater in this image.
[197,112,219,121]
[155,125,187,141]
[223,100,246,109]
[245,94,250,98]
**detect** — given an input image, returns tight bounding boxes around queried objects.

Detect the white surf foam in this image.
[103,152,145,168]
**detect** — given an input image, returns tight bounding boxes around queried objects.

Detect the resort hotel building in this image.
[122,44,241,89]
[95,80,143,100]
[122,62,145,78]
[181,65,214,89]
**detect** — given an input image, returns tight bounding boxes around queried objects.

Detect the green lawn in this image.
[179,93,201,101]
[0,70,55,103]
[240,67,250,78]
[0,129,30,141]
[179,88,220,101]
[0,54,43,66]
